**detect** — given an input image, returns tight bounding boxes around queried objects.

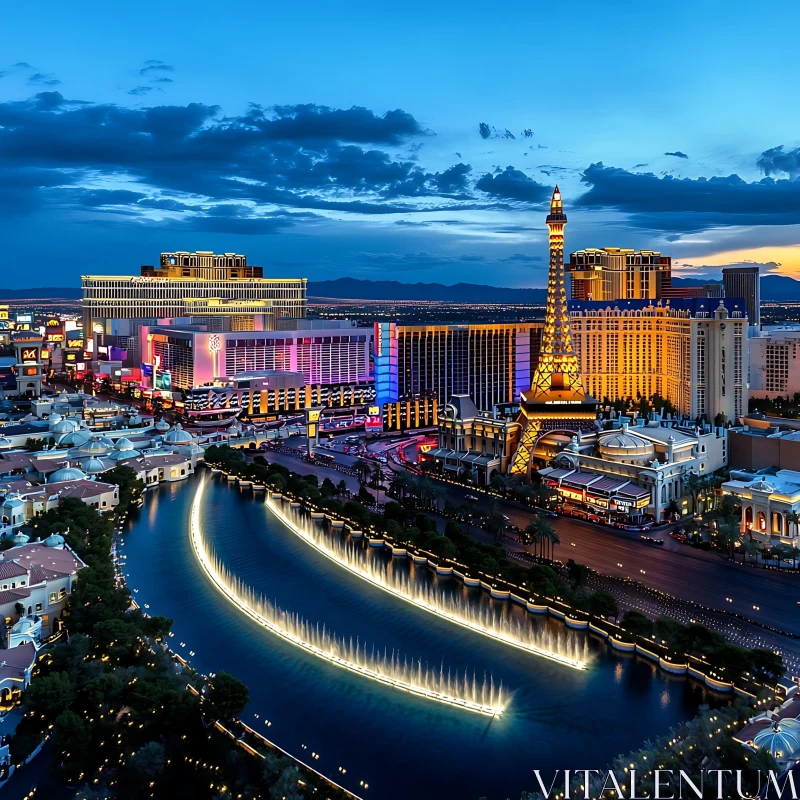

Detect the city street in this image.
[261,435,800,636]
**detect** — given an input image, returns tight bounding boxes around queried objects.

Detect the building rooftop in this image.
[569,297,748,317]
[2,542,85,580]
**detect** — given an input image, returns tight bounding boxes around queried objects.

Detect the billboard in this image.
[155,370,172,391]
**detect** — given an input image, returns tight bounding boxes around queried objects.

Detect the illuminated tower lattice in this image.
[509,187,597,477]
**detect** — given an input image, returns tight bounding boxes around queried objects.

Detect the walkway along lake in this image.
[120,474,724,800]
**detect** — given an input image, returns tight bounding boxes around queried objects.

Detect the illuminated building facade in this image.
[569,298,749,423]
[13,333,45,398]
[509,188,598,477]
[374,322,542,411]
[140,321,371,392]
[542,415,727,522]
[568,248,672,301]
[182,372,376,423]
[81,250,306,333]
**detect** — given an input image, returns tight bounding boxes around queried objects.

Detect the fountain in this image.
[191,477,506,717]
[267,494,588,670]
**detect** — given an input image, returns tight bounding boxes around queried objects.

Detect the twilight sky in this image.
[3,0,800,288]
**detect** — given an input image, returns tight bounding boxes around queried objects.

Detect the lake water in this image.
[120,474,719,800]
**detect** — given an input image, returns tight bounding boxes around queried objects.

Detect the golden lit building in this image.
[570,298,749,423]
[81,251,306,333]
[568,248,672,301]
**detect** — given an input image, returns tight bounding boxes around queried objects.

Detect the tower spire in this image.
[508,187,596,478]
[529,186,585,398]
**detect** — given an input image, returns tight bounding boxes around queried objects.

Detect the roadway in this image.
[254,435,800,636]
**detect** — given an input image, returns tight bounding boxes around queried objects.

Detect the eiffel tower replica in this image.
[509,187,598,478]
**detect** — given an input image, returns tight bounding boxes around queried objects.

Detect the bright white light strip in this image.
[267,496,586,671]
[191,477,504,717]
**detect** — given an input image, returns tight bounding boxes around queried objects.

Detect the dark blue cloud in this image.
[0,93,478,227]
[664,151,688,159]
[577,162,800,231]
[27,72,61,87]
[475,166,550,203]
[140,62,175,76]
[757,145,800,178]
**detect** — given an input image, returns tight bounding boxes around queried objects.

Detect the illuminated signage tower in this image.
[509,188,598,478]
[13,332,45,397]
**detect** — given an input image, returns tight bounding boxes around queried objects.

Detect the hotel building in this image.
[748,326,800,399]
[139,320,370,392]
[568,248,672,301]
[374,322,543,410]
[81,251,307,335]
[722,265,761,328]
[569,298,749,424]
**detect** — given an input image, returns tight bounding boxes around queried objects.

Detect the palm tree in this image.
[355,460,371,485]
[524,517,547,559]
[718,518,740,558]
[546,527,561,561]
[390,471,412,501]
[742,539,761,563]
[486,513,506,543]
[685,472,704,515]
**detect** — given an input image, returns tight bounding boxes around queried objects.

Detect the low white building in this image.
[0,476,119,533]
[544,416,728,521]
[0,538,85,642]
[722,469,800,546]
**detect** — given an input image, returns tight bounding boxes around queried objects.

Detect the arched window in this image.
[756,511,767,532]
[744,506,753,528]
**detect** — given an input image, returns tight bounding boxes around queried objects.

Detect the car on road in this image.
[670,530,688,543]
[640,535,664,546]
[465,494,479,502]
[534,507,558,518]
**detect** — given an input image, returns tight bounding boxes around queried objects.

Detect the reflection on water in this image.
[120,475,722,800]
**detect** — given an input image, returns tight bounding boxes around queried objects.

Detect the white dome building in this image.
[78,437,111,456]
[44,533,65,548]
[50,417,80,436]
[83,457,106,475]
[598,431,656,464]
[48,465,87,483]
[154,419,170,433]
[752,719,800,762]
[163,424,194,445]
[59,430,92,448]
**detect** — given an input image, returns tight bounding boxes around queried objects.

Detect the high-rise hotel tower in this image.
[81,251,307,334]
[509,188,598,477]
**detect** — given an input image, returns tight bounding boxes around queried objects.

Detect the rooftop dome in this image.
[154,419,170,432]
[59,430,92,447]
[163,424,193,444]
[10,533,29,545]
[127,414,143,427]
[48,465,87,483]
[83,457,106,475]
[598,432,655,463]
[78,437,111,455]
[44,533,65,548]
[0,437,12,449]
[753,719,800,761]
[50,417,79,435]
[114,437,135,451]
[48,413,63,425]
